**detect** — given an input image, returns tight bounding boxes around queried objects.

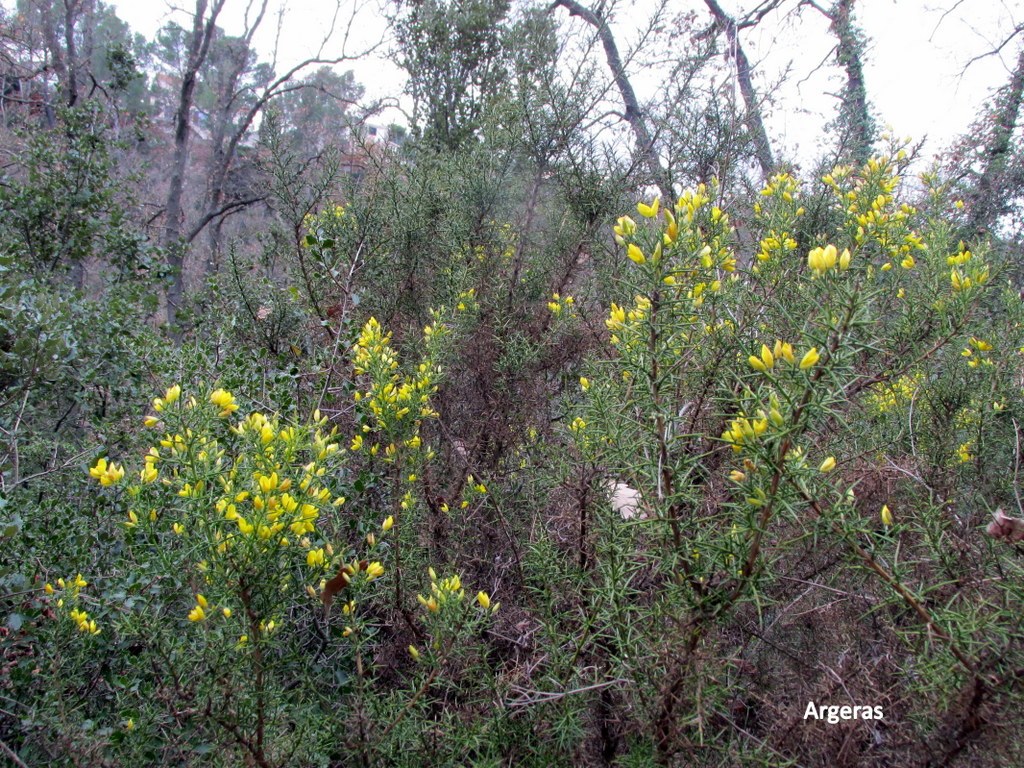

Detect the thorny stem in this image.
[728,279,860,606]
[647,288,682,551]
[797,491,978,675]
[376,664,442,746]
[655,280,861,761]
[240,586,270,768]
[392,455,404,611]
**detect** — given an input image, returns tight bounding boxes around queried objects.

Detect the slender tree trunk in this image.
[200,13,264,276]
[203,99,235,275]
[553,0,673,201]
[162,0,226,328]
[969,45,1024,233]
[40,1,69,105]
[703,0,775,180]
[805,0,872,164]
[833,0,871,162]
[62,0,81,107]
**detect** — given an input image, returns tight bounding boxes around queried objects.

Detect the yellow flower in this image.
[164,384,181,406]
[807,244,838,276]
[351,434,363,451]
[773,340,795,364]
[188,605,206,622]
[819,456,836,473]
[729,470,746,482]
[956,442,973,463]
[408,644,420,660]
[606,303,626,331]
[627,243,646,265]
[89,457,125,486]
[365,562,385,580]
[580,376,590,391]
[306,548,325,568]
[418,593,439,612]
[258,472,279,494]
[612,215,636,238]
[664,209,678,242]
[210,388,239,417]
[637,198,660,218]
[799,348,820,370]
[477,591,491,609]
[382,515,394,532]
[880,504,893,526]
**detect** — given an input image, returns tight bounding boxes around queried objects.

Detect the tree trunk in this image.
[553,0,673,201]
[831,0,871,162]
[40,1,69,105]
[969,44,1024,234]
[703,0,775,181]
[806,0,872,164]
[162,0,226,329]
[62,0,82,108]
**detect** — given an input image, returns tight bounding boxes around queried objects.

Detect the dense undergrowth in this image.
[2,125,1023,767]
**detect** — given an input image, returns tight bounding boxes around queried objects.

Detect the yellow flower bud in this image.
[637,198,660,218]
[800,348,820,370]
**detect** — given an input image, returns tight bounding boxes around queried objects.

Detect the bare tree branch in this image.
[967,44,1024,232]
[552,0,672,200]
[802,0,873,163]
[703,0,776,179]
[162,0,228,329]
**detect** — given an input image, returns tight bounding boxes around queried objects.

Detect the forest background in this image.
[2,0,1024,765]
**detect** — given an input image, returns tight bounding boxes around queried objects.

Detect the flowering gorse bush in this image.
[560,153,1023,762]
[23,307,510,766]
[11,150,1024,766]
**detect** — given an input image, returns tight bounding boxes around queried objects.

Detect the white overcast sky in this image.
[105,0,1020,164]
